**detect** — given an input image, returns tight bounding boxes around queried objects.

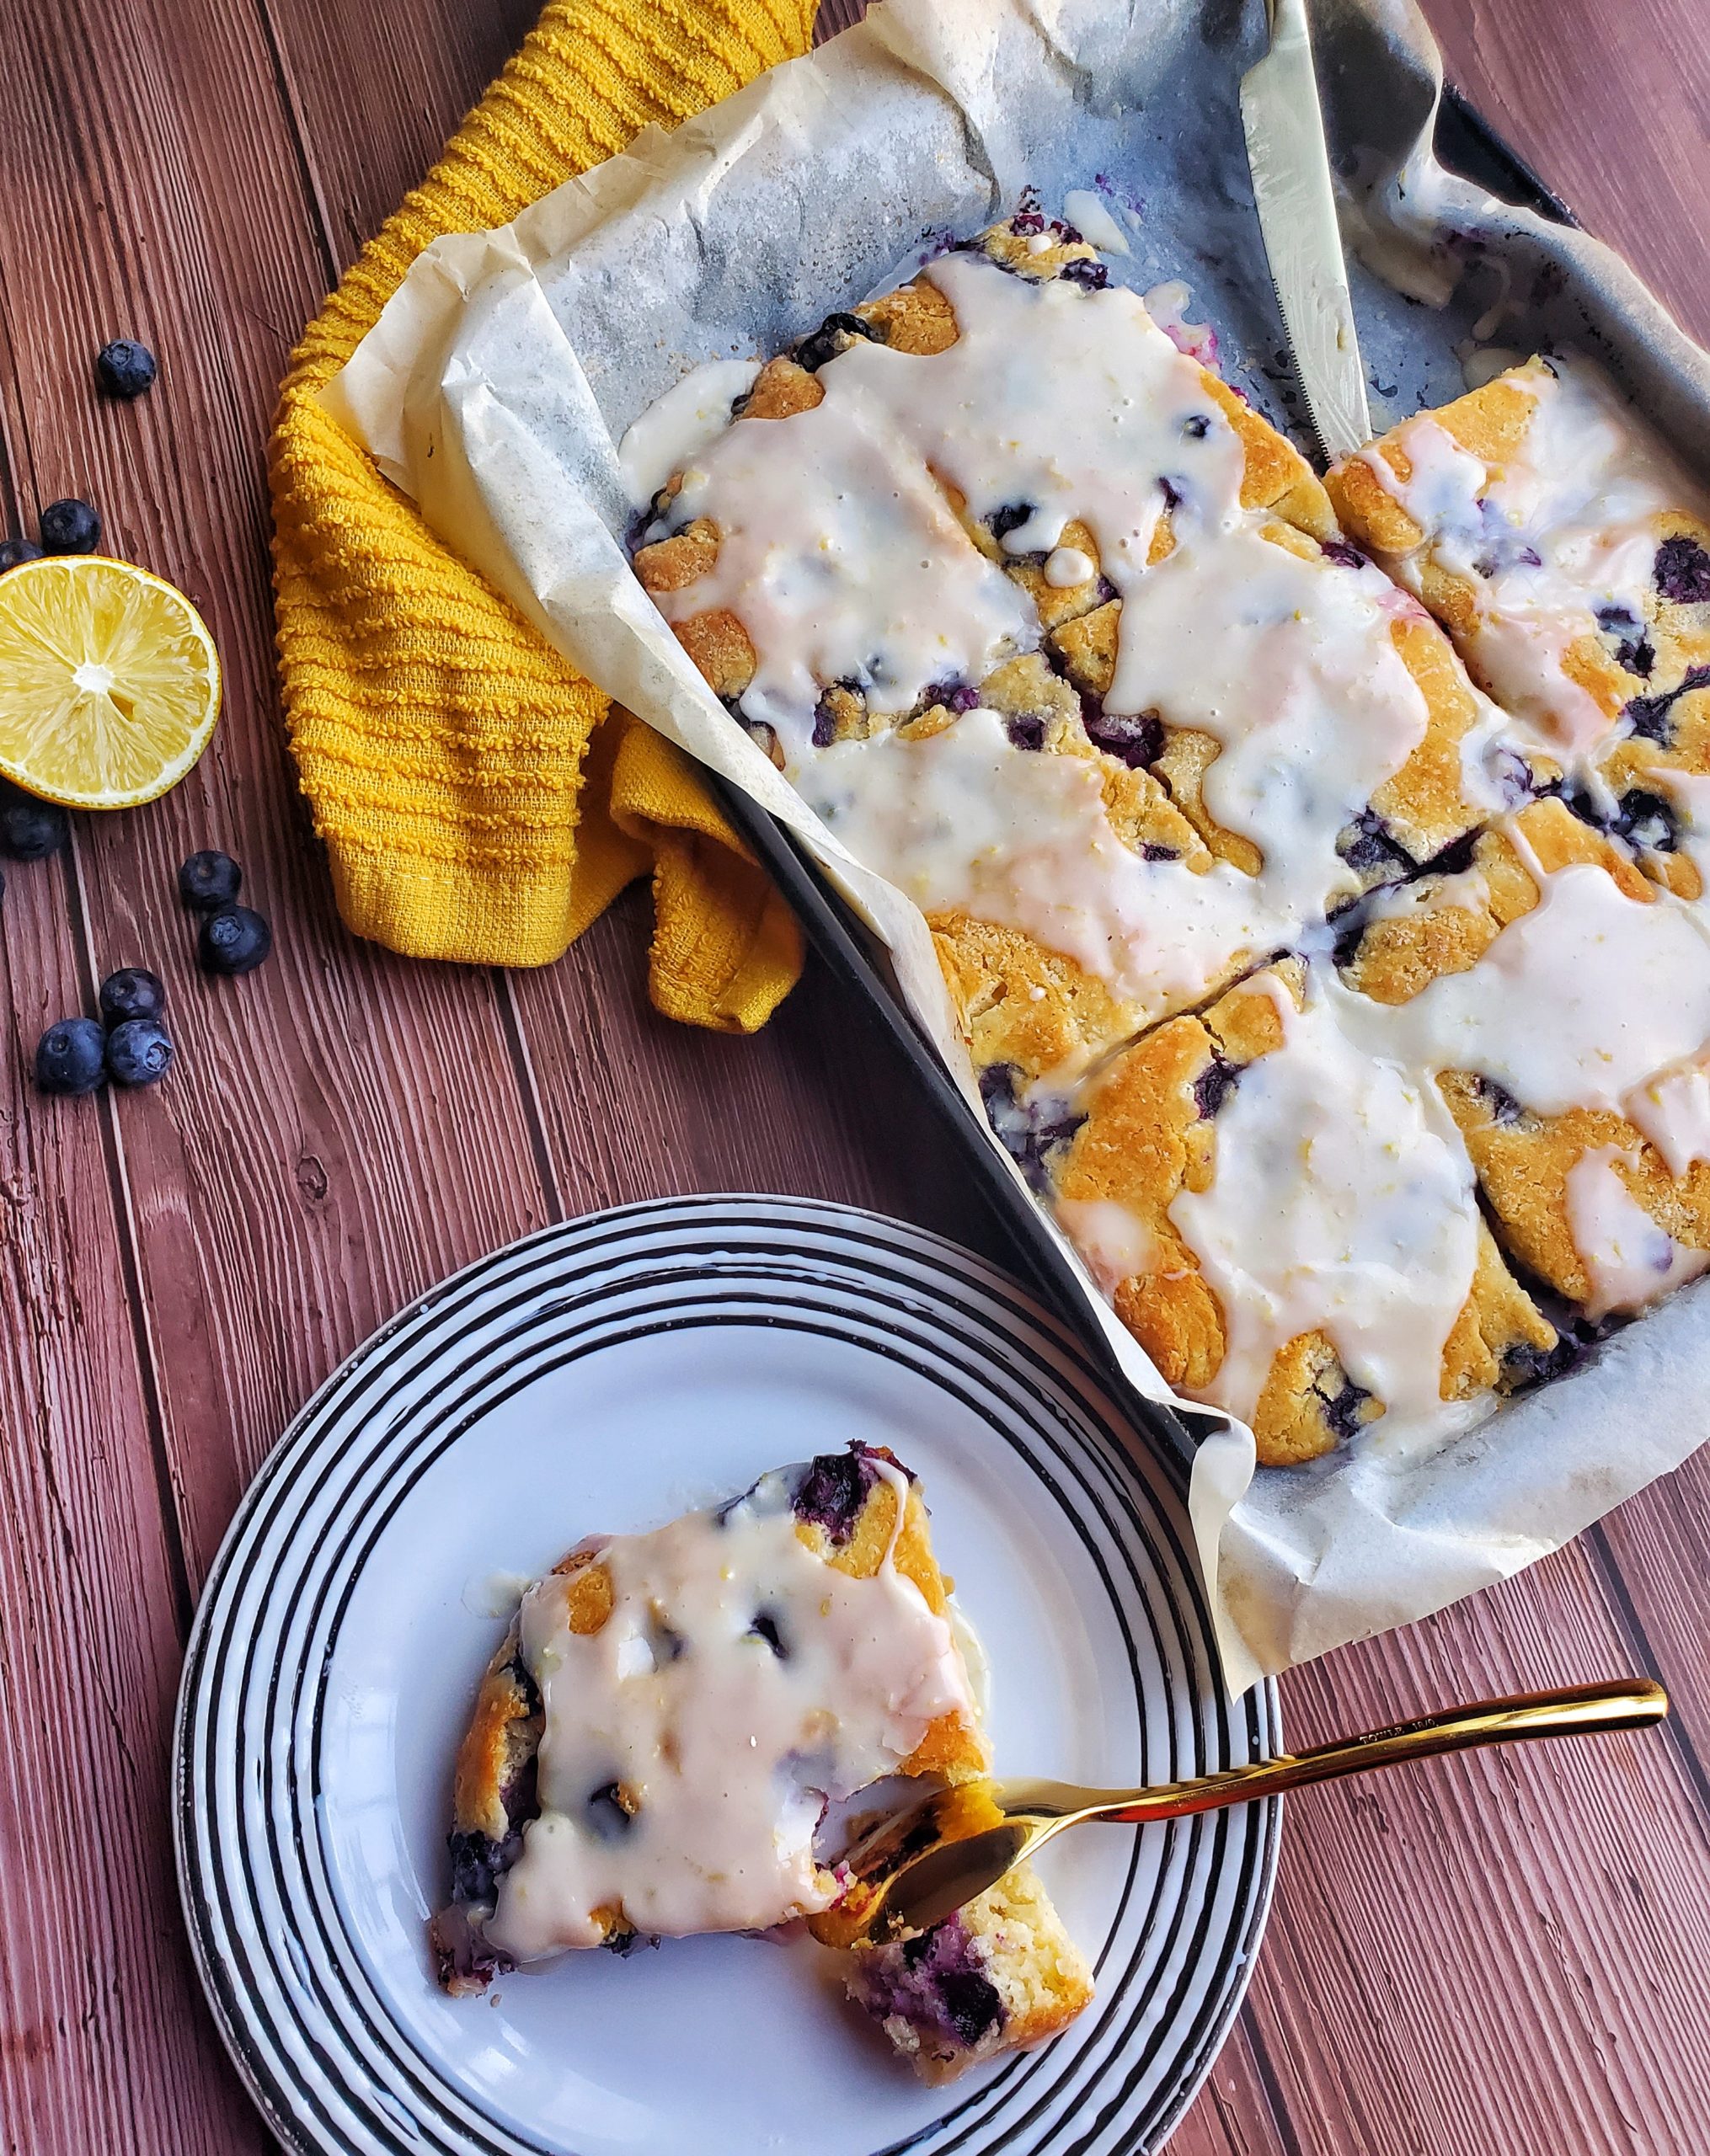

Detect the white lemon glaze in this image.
[486,1459,970,1958]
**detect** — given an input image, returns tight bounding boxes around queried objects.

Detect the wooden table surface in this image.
[2,0,1707,2148]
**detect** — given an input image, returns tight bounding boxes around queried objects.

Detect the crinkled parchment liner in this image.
[325,0,1710,1694]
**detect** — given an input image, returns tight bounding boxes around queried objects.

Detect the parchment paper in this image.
[323,0,1710,1694]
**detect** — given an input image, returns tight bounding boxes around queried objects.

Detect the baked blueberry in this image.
[199,904,272,975]
[95,339,157,400]
[1082,708,1162,768]
[1654,535,1710,606]
[1319,1374,1374,1442]
[99,966,166,1027]
[39,498,101,554]
[35,1017,106,1097]
[1320,537,1367,571]
[792,1444,884,1543]
[1193,1055,1240,1118]
[0,537,41,573]
[0,784,69,861]
[178,848,243,910]
[105,1018,174,1087]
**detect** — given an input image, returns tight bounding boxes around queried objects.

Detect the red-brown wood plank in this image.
[1425,0,1710,349]
[0,755,258,2152]
[0,0,557,1588]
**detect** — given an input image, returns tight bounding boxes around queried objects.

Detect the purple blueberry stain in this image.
[1654,536,1710,606]
[1058,258,1109,291]
[1595,603,1655,679]
[748,1609,788,1657]
[1613,788,1680,855]
[979,1063,1085,1193]
[1004,712,1046,751]
[1622,663,1710,747]
[1193,1055,1242,1119]
[922,680,981,715]
[1321,538,1368,572]
[853,1913,1006,2053]
[1082,707,1162,769]
[1474,1075,1526,1125]
[1338,810,1413,878]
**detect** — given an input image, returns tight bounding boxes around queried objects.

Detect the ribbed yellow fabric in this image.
[270,0,812,1028]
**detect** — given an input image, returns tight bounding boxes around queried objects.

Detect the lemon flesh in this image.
[0,554,221,808]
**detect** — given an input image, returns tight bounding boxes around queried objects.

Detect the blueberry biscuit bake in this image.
[628,209,1710,1465]
[633,210,1529,1087]
[434,1444,1093,2080]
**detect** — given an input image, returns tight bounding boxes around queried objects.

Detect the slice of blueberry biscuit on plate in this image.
[432,1445,1093,2081]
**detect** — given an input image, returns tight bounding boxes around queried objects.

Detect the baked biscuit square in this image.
[431,1445,1093,2083]
[1328,354,1710,762]
[1333,797,1710,1321]
[1042,957,1556,1465]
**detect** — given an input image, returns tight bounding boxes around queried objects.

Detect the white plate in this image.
[174,1197,1280,2156]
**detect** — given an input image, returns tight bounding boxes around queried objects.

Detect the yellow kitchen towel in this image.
[269,0,813,1028]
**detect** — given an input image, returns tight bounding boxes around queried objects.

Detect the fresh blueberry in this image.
[0,784,69,861]
[199,904,271,975]
[35,1017,106,1097]
[99,966,166,1027]
[0,537,41,574]
[40,498,101,555]
[178,848,242,910]
[95,339,157,400]
[104,1017,174,1087]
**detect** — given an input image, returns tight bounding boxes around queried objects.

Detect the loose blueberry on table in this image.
[99,966,167,1027]
[94,339,158,400]
[0,537,41,573]
[199,903,272,976]
[105,1018,174,1088]
[0,782,69,861]
[178,848,243,910]
[38,498,101,555]
[35,1018,107,1097]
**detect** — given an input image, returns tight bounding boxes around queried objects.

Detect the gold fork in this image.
[812,1678,1669,1951]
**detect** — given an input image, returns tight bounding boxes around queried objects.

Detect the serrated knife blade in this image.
[1239,0,1371,463]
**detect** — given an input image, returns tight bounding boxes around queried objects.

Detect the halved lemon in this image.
[0,553,222,808]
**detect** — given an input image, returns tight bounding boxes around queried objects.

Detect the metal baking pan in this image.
[705,84,1575,1484]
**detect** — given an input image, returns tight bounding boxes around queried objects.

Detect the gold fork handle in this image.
[1090,1678,1667,1827]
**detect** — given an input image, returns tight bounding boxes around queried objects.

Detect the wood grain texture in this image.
[0,0,1705,2151]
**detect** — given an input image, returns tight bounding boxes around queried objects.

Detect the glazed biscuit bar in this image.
[1332,798,1710,1320]
[432,1445,1093,2081]
[633,210,1523,1086]
[1328,354,1710,760]
[1043,957,1557,1465]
